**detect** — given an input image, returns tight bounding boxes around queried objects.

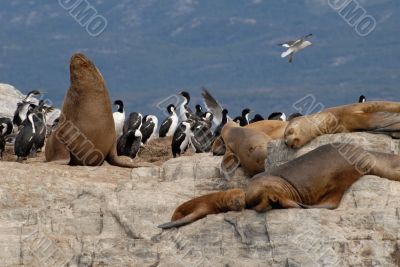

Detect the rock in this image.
[0,83,24,118]
[0,133,399,266]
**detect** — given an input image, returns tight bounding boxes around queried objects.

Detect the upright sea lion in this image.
[159,144,400,229]
[45,53,149,168]
[285,101,400,148]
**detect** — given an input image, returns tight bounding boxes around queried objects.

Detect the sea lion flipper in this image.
[253,198,272,213]
[221,151,240,175]
[158,212,199,229]
[45,135,70,164]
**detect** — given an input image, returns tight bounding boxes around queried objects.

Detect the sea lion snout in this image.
[70,53,90,65]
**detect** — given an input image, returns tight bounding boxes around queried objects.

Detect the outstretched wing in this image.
[302,33,313,40]
[278,40,297,47]
[278,34,312,48]
[202,88,231,126]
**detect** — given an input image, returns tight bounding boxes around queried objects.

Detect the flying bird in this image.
[279,33,313,63]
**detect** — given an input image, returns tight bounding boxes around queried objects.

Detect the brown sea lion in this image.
[45,53,149,168]
[212,120,288,156]
[158,189,245,229]
[159,144,400,229]
[285,101,400,149]
[247,119,288,136]
[220,121,273,175]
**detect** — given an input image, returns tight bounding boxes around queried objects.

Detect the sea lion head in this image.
[224,189,246,211]
[69,53,105,92]
[284,118,309,148]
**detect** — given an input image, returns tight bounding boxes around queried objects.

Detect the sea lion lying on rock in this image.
[285,101,400,149]
[159,143,400,229]
[212,120,287,156]
[220,122,272,175]
[46,53,150,168]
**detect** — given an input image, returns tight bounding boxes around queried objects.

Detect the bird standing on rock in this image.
[140,115,158,144]
[113,100,125,138]
[14,106,36,162]
[117,129,142,159]
[159,104,179,138]
[123,112,143,134]
[172,121,192,157]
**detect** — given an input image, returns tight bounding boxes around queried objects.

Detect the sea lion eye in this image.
[287,128,294,135]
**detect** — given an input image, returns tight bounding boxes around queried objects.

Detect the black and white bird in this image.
[190,120,214,153]
[178,91,194,121]
[14,106,36,162]
[23,90,41,103]
[359,95,366,103]
[214,109,229,137]
[279,33,313,63]
[13,90,41,127]
[201,111,214,129]
[288,113,303,121]
[117,129,142,159]
[13,102,30,127]
[233,108,252,126]
[249,114,264,124]
[172,121,192,157]
[31,101,54,154]
[140,115,158,144]
[195,104,205,118]
[113,100,125,138]
[123,112,143,134]
[159,104,179,138]
[0,125,5,160]
[268,112,287,121]
[31,104,46,154]
[0,117,13,136]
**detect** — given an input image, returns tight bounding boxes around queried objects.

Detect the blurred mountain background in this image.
[0,0,398,118]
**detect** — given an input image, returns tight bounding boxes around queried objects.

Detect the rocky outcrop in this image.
[0,83,25,118]
[0,83,60,125]
[0,133,399,266]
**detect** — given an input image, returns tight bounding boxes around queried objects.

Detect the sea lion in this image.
[45,53,149,168]
[159,144,400,229]
[158,189,246,229]
[285,101,400,149]
[220,121,272,175]
[212,120,287,156]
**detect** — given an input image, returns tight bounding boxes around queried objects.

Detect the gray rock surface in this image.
[0,134,399,266]
[0,83,60,125]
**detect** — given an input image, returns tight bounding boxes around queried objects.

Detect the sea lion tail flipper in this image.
[158,213,198,229]
[107,144,154,168]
